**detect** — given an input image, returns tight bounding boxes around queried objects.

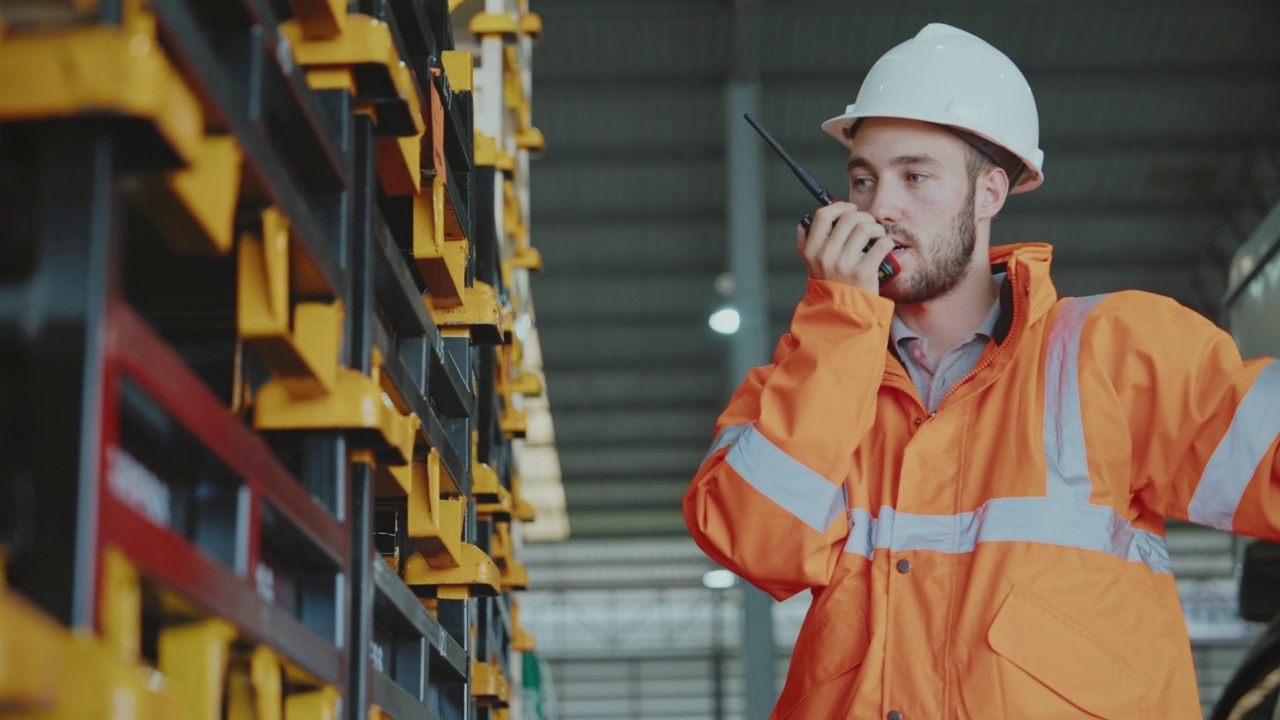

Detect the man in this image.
[683,23,1280,720]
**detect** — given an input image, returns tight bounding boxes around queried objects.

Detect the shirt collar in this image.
[890,272,1007,347]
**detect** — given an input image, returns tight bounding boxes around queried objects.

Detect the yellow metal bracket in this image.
[513,246,544,271]
[502,46,544,155]
[515,125,545,153]
[508,372,543,397]
[511,602,536,652]
[468,12,517,40]
[285,0,346,40]
[489,521,528,591]
[520,13,543,40]
[427,281,505,345]
[100,546,142,663]
[238,207,345,399]
[254,348,419,466]
[281,14,425,196]
[473,461,513,520]
[441,50,474,92]
[414,175,468,306]
[227,645,284,720]
[128,134,243,256]
[500,405,528,439]
[287,686,340,720]
[508,467,536,522]
[403,497,501,600]
[0,12,205,166]
[407,452,466,569]
[470,660,511,706]
[159,618,238,720]
[0,573,181,716]
[281,14,424,136]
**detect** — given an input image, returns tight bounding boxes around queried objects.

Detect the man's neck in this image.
[895,261,1000,365]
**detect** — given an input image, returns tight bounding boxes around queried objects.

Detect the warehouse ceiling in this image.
[524,0,1280,540]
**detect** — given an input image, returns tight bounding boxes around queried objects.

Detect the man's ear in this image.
[976,167,1010,222]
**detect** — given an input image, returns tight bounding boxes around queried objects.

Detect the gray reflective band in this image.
[701,422,751,466]
[1044,295,1106,503]
[1188,360,1280,531]
[842,498,1172,574]
[717,423,846,533]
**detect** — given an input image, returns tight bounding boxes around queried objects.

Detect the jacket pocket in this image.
[987,587,1153,719]
[774,597,869,720]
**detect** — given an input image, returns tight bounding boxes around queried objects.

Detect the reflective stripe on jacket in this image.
[683,242,1280,720]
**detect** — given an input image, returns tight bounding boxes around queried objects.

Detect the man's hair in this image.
[962,141,998,187]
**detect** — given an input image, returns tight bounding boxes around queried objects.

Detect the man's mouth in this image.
[890,242,910,255]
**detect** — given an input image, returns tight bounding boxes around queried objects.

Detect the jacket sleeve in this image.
[1099,292,1280,539]
[683,279,895,600]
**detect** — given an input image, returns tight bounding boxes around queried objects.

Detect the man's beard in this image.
[882,186,978,304]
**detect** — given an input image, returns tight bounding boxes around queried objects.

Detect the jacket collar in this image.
[884,242,1057,376]
[989,242,1058,340]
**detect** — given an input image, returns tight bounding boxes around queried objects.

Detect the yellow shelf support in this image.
[519,12,543,40]
[468,12,517,39]
[403,540,501,599]
[158,619,238,720]
[286,686,340,720]
[238,207,345,399]
[281,14,425,196]
[511,602,536,653]
[427,281,506,345]
[0,12,204,166]
[254,348,419,467]
[470,660,511,706]
[227,646,284,720]
[414,175,468,306]
[0,580,181,716]
[127,134,243,256]
[515,125,545,152]
[500,405,528,439]
[407,452,466,569]
[284,0,346,40]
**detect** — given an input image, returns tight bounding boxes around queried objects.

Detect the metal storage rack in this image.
[0,0,551,718]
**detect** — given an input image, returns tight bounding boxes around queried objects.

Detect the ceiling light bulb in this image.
[709,308,741,335]
[702,569,737,589]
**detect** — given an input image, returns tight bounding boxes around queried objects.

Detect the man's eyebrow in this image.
[847,153,942,173]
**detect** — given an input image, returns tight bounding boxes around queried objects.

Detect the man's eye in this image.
[852,177,874,189]
[906,173,926,183]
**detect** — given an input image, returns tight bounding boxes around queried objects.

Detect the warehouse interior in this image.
[516,1,1280,719]
[1,0,1279,719]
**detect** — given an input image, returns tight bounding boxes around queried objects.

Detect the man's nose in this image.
[868,187,901,226]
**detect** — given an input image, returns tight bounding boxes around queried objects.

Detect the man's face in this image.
[846,118,981,304]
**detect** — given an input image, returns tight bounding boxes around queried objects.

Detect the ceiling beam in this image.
[531,138,1266,165]
[532,201,1223,226]
[536,65,1280,93]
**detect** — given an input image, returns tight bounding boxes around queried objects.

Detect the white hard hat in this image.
[822,23,1045,193]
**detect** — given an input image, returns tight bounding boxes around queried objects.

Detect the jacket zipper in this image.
[926,263,1024,412]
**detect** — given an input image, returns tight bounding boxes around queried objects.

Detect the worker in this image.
[683,22,1280,720]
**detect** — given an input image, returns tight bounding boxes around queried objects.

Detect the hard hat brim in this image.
[821,111,1044,194]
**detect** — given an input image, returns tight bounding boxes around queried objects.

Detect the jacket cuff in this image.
[804,278,895,324]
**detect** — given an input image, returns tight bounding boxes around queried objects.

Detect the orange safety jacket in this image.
[684,243,1280,720]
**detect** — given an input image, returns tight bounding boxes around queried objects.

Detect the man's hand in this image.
[796,202,895,295]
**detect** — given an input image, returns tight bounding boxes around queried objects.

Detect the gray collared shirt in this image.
[890,274,1006,413]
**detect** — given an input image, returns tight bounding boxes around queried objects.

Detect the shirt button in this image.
[912,417,922,427]
[888,712,904,720]
[896,559,911,574]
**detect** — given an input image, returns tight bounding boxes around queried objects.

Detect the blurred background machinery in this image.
[0,0,563,718]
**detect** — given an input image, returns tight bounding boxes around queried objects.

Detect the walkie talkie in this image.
[743,113,898,285]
